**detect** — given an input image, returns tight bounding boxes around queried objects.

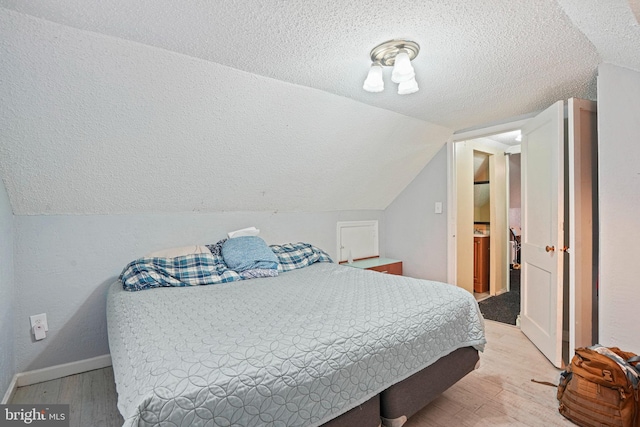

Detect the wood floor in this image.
[11,320,572,427]
[404,320,573,427]
[11,364,124,427]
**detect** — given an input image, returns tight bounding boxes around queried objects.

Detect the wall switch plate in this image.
[30,313,49,332]
[435,202,443,214]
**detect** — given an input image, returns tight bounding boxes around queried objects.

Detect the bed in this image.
[107,252,485,427]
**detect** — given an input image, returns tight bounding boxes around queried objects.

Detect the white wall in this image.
[508,153,521,233]
[1,8,446,373]
[384,145,449,282]
[13,210,383,371]
[0,178,15,396]
[597,63,640,353]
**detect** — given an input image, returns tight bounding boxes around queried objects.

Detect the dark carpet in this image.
[478,270,520,325]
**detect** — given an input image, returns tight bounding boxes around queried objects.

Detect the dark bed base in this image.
[380,347,480,426]
[321,394,381,427]
[320,346,479,427]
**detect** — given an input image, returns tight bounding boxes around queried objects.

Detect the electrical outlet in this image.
[30,313,49,332]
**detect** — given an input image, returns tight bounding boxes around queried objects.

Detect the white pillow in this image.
[227,226,260,239]
[145,245,210,258]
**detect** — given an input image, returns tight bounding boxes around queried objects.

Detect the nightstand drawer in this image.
[366,261,403,275]
[341,257,403,276]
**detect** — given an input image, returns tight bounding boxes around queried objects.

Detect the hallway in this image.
[477,270,521,325]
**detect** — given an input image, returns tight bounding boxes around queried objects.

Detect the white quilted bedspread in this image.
[107,263,486,427]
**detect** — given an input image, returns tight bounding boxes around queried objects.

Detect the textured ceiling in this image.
[0,9,451,214]
[557,0,640,72]
[1,0,619,130]
[1,1,639,215]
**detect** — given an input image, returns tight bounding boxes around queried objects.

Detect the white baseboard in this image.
[1,374,18,404]
[494,288,509,296]
[15,354,112,389]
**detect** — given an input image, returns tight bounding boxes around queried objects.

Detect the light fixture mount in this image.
[369,39,420,66]
[363,39,420,95]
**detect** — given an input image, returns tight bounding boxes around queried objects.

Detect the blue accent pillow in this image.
[222,236,279,273]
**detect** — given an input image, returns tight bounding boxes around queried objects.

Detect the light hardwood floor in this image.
[11,320,571,427]
[404,320,573,427]
[11,364,124,427]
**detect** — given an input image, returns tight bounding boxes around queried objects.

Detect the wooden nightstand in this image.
[341,257,403,276]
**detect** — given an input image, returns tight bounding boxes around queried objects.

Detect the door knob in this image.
[545,245,555,253]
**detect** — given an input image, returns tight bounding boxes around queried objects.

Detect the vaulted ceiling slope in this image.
[0,9,451,215]
[1,1,639,215]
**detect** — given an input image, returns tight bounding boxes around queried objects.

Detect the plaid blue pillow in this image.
[269,242,333,272]
[120,253,241,291]
[120,242,333,291]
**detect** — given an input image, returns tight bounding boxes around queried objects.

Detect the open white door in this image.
[568,98,598,358]
[520,101,565,368]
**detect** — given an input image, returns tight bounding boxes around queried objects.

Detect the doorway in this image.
[448,99,598,368]
[450,131,521,325]
[475,147,523,326]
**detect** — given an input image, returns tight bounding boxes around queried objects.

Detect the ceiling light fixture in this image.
[363,39,420,95]
[362,62,384,92]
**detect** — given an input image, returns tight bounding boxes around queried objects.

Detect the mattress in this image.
[107,262,486,427]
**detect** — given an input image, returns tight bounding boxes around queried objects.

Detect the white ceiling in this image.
[1,1,639,214]
[3,0,631,129]
[485,131,522,147]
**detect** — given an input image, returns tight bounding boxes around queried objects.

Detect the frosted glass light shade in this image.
[391,50,415,83]
[363,64,384,92]
[397,77,419,95]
